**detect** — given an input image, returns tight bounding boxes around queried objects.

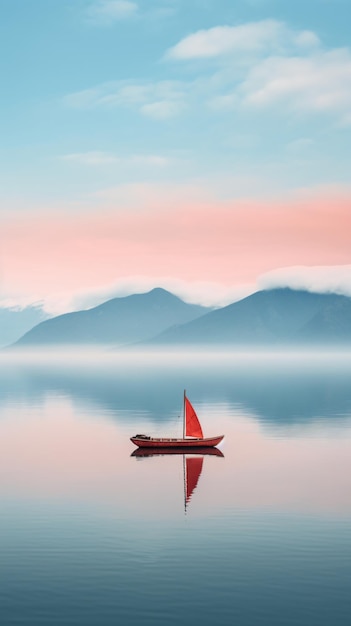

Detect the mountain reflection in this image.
[131,447,224,512]
[1,351,351,427]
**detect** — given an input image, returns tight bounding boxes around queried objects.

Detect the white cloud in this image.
[87,0,138,24]
[166,20,319,60]
[86,0,179,25]
[0,295,46,313]
[2,266,351,316]
[62,151,119,165]
[33,278,256,315]
[240,48,351,117]
[294,30,320,48]
[64,20,351,125]
[129,154,169,166]
[0,278,251,315]
[61,151,170,166]
[285,138,314,154]
[258,266,351,298]
[63,86,100,109]
[166,19,351,124]
[64,80,185,119]
[140,100,184,119]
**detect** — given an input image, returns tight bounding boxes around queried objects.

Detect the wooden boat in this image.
[130,390,224,449]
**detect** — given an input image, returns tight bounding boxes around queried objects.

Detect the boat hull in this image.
[130,435,224,449]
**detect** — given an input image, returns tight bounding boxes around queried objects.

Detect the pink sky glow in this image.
[1,186,351,312]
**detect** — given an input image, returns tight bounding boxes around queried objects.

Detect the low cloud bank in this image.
[259,265,351,298]
[2,266,351,317]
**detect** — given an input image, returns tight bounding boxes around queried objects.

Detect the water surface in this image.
[0,350,351,625]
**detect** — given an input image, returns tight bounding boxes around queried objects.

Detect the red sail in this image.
[185,456,204,504]
[185,397,204,438]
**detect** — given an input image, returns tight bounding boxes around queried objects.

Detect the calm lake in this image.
[1,350,351,625]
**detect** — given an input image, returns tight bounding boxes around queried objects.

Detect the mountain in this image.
[13,288,211,347]
[12,288,351,349]
[148,288,351,346]
[0,305,48,348]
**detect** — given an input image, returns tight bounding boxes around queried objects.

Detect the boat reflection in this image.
[131,447,224,458]
[131,447,224,512]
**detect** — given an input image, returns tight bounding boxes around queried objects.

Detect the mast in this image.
[183,389,186,439]
[183,453,187,514]
[183,393,187,513]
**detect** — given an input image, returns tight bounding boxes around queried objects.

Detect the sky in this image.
[1,0,351,314]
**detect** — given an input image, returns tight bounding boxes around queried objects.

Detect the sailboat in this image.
[130,390,224,449]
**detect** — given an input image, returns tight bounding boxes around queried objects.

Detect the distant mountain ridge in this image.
[13,288,211,347]
[11,287,351,348]
[0,305,49,348]
[148,288,351,346]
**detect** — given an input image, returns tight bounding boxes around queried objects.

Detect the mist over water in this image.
[0,349,351,625]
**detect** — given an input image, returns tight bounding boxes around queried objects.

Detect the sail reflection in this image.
[185,455,203,508]
[131,447,224,512]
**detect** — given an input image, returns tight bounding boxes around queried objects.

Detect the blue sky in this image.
[1,0,351,314]
[1,0,351,209]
